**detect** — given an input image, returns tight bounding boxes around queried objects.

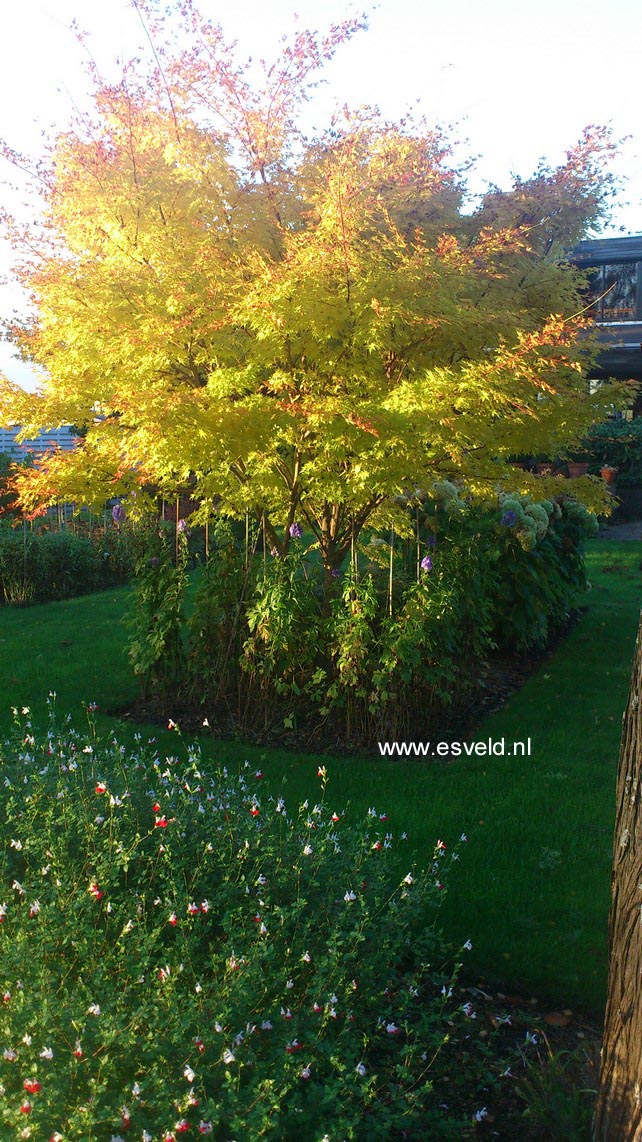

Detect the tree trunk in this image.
[594,619,642,1139]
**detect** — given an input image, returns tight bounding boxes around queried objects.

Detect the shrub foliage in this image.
[130,490,598,747]
[0,707,503,1140]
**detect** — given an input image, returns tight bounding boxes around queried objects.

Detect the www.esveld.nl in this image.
[377,738,532,758]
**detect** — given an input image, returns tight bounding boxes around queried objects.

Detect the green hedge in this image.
[0,524,135,606]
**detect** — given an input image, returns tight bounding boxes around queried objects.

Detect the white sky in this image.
[1,0,641,390]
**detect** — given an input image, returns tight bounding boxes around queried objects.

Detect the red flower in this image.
[152,802,161,813]
[88,883,103,900]
[23,1079,42,1093]
[155,816,169,828]
[250,806,260,817]
[20,1101,32,1114]
[95,782,107,794]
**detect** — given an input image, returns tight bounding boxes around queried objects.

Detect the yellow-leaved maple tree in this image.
[0,0,626,594]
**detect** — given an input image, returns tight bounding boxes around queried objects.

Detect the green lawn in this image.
[1,538,640,1011]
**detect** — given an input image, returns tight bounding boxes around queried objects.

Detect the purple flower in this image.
[289,522,303,539]
[501,510,517,528]
[177,519,188,533]
[331,568,341,578]
[421,554,433,572]
[112,504,125,524]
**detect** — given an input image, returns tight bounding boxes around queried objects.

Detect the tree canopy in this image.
[0,0,626,579]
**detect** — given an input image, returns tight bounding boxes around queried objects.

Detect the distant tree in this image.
[0,0,625,606]
[0,450,32,518]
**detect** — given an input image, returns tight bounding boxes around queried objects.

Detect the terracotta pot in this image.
[600,466,618,486]
[567,462,589,478]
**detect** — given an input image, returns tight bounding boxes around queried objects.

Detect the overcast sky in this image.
[1,0,640,389]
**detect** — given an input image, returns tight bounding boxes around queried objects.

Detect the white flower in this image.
[303,844,313,856]
[39,1046,53,1059]
[286,979,294,989]
[302,950,311,963]
[474,1107,488,1122]
[403,873,414,885]
[343,890,356,902]
[222,1048,235,1064]
[184,1065,196,1082]
[463,939,473,951]
[461,1003,476,1019]
[356,1061,367,1076]
[9,839,22,851]
[22,1034,32,1045]
[199,1124,213,1136]
[87,1003,101,1016]
[261,1020,273,1031]
[3,1048,16,1060]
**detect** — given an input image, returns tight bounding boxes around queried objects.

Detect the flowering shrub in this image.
[492,495,598,650]
[0,706,518,1139]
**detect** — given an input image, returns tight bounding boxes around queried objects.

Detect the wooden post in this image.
[595,618,642,1139]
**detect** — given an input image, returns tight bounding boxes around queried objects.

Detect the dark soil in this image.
[449,981,602,1138]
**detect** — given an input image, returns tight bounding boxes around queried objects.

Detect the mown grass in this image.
[0,538,640,1011]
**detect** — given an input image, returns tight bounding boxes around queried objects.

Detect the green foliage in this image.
[187,517,250,708]
[242,545,323,715]
[0,521,134,606]
[583,419,642,485]
[125,488,597,748]
[0,708,516,1140]
[514,1039,595,1140]
[128,521,187,699]
[493,496,598,651]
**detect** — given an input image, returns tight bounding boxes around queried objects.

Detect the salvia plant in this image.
[0,704,533,1139]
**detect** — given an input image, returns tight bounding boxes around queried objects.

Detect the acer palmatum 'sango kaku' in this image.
[0,0,625,593]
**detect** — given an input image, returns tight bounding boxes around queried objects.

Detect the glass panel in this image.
[585,267,603,318]
[598,263,637,320]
